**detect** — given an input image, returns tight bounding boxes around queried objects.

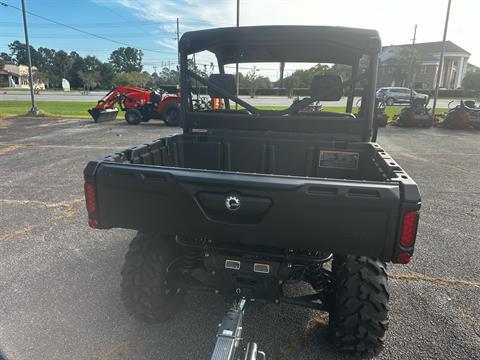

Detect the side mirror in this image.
[310,75,343,101]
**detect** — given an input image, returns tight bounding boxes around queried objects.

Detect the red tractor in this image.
[88,86,181,126]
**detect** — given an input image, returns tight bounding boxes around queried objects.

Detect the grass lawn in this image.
[0,100,97,118]
[0,100,447,120]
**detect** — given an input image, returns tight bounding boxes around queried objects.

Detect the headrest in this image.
[310,75,343,101]
[208,74,236,98]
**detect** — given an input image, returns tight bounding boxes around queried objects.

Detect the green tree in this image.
[109,47,143,72]
[244,66,260,97]
[68,53,84,88]
[99,63,116,89]
[158,66,179,85]
[462,71,480,91]
[150,71,160,87]
[0,57,4,70]
[114,71,151,87]
[36,47,55,71]
[8,40,41,66]
[281,63,332,96]
[78,70,101,92]
[83,55,102,71]
[51,50,72,87]
[1,52,13,63]
[327,64,352,81]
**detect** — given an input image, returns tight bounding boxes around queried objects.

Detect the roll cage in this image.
[178,26,381,142]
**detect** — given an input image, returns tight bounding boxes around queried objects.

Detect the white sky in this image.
[114,0,479,76]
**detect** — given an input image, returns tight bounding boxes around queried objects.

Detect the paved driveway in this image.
[0,117,479,359]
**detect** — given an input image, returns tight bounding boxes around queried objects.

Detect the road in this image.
[0,90,457,108]
[0,117,479,360]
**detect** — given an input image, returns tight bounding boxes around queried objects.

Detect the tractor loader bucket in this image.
[88,108,119,122]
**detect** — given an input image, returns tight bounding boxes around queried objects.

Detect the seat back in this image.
[208,74,236,98]
[310,75,343,101]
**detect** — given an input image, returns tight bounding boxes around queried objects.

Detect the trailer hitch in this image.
[210,298,265,360]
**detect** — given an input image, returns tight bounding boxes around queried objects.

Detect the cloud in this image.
[112,0,234,28]
[106,0,480,67]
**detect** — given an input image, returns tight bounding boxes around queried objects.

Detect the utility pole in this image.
[176,17,180,66]
[235,0,240,110]
[21,0,38,115]
[279,62,285,89]
[408,24,417,98]
[432,0,452,119]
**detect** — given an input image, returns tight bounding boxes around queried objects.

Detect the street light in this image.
[21,0,39,115]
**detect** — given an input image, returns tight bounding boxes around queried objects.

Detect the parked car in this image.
[377,87,428,106]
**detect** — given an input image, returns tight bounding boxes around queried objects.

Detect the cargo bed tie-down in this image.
[210,298,265,360]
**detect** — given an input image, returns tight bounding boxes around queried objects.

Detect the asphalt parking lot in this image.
[0,116,479,360]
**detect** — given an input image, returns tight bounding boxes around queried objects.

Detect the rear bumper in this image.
[85,161,421,261]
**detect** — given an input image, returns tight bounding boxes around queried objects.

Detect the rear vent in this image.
[141,172,166,182]
[347,188,380,198]
[307,186,338,196]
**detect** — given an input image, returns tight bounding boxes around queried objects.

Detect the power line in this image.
[1,33,175,39]
[0,1,174,54]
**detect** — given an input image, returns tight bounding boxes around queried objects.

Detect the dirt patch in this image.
[0,144,23,155]
[0,197,84,242]
[390,272,480,289]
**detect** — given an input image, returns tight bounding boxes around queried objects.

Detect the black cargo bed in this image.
[85,132,420,261]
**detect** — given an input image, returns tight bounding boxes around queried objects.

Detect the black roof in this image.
[179,26,381,65]
[381,41,470,62]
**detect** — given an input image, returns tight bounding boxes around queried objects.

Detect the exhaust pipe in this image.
[88,108,119,123]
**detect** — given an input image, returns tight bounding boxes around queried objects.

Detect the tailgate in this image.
[85,161,402,260]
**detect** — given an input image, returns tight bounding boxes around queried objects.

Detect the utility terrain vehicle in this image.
[84,26,421,358]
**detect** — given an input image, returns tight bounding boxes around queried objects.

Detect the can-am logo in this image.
[225,194,241,211]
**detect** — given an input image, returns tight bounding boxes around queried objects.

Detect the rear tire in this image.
[121,233,185,323]
[385,97,395,106]
[162,103,180,126]
[125,109,142,125]
[329,255,389,357]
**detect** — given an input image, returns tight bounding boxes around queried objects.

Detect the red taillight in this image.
[400,211,418,247]
[84,183,97,214]
[88,218,99,229]
[396,252,412,264]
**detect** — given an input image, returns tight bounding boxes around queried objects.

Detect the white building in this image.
[379,41,473,89]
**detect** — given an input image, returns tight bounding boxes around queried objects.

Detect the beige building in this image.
[0,63,45,89]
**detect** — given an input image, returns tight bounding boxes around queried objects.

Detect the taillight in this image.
[395,252,412,264]
[84,182,98,229]
[88,218,99,229]
[84,183,97,213]
[400,211,418,247]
